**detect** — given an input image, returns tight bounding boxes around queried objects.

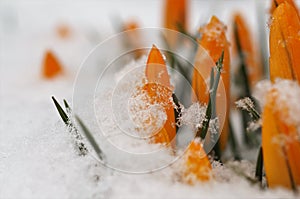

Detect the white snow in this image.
[254,79,300,127]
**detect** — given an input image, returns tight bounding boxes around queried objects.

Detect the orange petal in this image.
[152,125,171,144]
[233,13,263,87]
[42,50,63,79]
[145,45,176,145]
[183,139,212,184]
[163,0,187,47]
[146,45,171,88]
[193,16,230,151]
[164,0,187,31]
[123,21,139,31]
[191,64,209,104]
[262,90,300,189]
[269,2,300,83]
[270,0,300,18]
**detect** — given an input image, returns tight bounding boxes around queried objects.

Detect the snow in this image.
[235,97,255,113]
[254,79,300,135]
[179,102,207,130]
[0,0,298,198]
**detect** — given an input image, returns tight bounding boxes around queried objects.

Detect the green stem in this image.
[229,119,241,160]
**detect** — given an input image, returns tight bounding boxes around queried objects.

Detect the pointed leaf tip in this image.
[52,96,69,125]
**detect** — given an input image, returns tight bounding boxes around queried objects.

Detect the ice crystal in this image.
[179,102,207,131]
[255,79,300,135]
[208,118,220,142]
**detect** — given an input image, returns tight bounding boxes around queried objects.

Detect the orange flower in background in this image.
[123,20,144,59]
[233,13,263,87]
[56,24,71,39]
[270,0,299,18]
[163,0,188,47]
[269,2,300,83]
[164,0,187,31]
[192,16,230,151]
[42,50,64,79]
[144,45,176,146]
[123,21,139,31]
[183,139,212,184]
[262,87,300,189]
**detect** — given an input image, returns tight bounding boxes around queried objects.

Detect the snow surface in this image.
[0,0,298,198]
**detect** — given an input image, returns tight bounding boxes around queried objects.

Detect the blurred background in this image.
[0,0,270,80]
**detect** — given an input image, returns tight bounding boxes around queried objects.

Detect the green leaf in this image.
[199,99,212,140]
[175,22,198,41]
[255,146,263,183]
[160,33,191,84]
[75,115,104,161]
[196,51,224,139]
[229,119,241,160]
[63,99,70,109]
[233,22,251,97]
[63,99,72,114]
[52,96,69,125]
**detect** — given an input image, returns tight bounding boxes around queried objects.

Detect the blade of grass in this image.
[234,23,251,97]
[63,99,70,109]
[197,97,212,140]
[52,96,88,156]
[211,50,224,118]
[255,146,263,183]
[236,97,261,121]
[75,115,104,161]
[233,21,255,147]
[196,51,224,140]
[160,33,191,83]
[176,22,198,41]
[172,93,182,132]
[52,96,68,125]
[211,51,224,160]
[229,118,241,160]
[196,68,214,139]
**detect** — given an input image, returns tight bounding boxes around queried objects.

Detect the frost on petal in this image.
[265,79,300,128]
[180,138,212,184]
[253,80,272,107]
[129,86,167,137]
[261,79,300,189]
[256,79,300,130]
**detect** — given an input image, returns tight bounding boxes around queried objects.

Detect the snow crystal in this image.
[235,97,255,112]
[253,79,272,107]
[208,118,220,142]
[246,120,262,133]
[114,55,147,83]
[254,79,300,133]
[179,102,207,131]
